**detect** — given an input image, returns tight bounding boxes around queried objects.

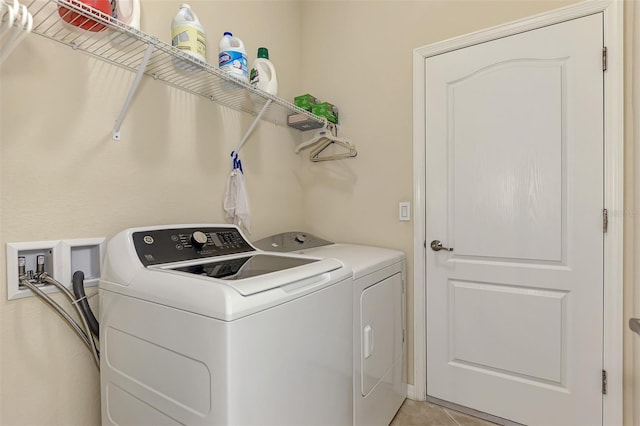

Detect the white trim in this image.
[412,39,428,402]
[600,2,625,425]
[412,1,624,424]
[634,0,640,421]
[414,0,611,59]
[625,2,640,426]
[406,384,417,400]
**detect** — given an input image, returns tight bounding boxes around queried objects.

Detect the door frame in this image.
[411,1,624,424]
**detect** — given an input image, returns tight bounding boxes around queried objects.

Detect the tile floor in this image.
[390,399,498,426]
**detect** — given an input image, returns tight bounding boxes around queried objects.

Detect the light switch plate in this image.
[399,202,411,221]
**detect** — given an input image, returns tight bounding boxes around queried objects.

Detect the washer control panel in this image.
[132,227,254,266]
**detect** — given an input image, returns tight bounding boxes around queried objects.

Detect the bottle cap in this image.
[257,47,269,59]
[180,3,190,9]
[224,31,233,37]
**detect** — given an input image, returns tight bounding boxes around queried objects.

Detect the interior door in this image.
[425,14,604,425]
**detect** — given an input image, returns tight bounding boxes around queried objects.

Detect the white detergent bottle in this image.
[171,4,206,70]
[109,0,141,45]
[249,47,278,95]
[218,32,248,82]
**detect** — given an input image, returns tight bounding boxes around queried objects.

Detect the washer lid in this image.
[163,254,343,296]
[170,254,317,280]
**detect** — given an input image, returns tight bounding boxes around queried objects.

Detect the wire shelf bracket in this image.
[24,0,326,141]
[112,42,154,141]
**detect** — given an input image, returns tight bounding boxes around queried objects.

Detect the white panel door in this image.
[425,14,604,425]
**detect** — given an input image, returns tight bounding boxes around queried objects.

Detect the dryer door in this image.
[360,272,404,396]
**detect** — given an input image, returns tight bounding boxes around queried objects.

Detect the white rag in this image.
[224,169,251,233]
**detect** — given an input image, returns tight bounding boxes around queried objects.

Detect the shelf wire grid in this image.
[24,0,323,129]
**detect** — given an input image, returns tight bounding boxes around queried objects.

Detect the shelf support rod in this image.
[234,99,273,153]
[112,42,155,141]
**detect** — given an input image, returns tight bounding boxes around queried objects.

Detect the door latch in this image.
[430,240,453,252]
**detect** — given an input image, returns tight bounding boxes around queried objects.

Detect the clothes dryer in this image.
[254,232,407,426]
[100,224,353,426]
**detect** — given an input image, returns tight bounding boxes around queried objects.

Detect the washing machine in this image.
[254,232,407,426]
[99,224,354,426]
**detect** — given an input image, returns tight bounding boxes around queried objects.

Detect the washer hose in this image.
[19,277,90,347]
[72,271,99,338]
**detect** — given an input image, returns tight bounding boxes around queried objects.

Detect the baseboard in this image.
[406,384,418,400]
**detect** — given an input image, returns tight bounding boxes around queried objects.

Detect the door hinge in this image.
[602,47,607,71]
[603,208,608,233]
[602,370,608,395]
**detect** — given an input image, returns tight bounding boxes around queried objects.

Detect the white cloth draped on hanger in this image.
[221,101,271,235]
[224,168,251,234]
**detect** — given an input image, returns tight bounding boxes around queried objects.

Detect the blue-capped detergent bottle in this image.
[218,32,248,82]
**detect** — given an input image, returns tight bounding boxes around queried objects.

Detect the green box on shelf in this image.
[294,94,317,111]
[311,102,339,124]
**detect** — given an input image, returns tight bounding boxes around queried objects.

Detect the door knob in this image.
[630,318,640,337]
[430,240,453,252]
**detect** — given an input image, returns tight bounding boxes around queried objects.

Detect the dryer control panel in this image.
[253,231,333,253]
[132,227,254,266]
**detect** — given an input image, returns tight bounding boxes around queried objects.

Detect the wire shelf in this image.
[24,0,324,132]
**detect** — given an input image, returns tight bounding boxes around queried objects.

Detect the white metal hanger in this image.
[294,120,357,161]
[1,2,33,64]
[0,0,18,38]
[294,121,333,154]
[309,136,357,162]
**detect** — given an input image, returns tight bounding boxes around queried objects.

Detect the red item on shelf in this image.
[58,0,113,32]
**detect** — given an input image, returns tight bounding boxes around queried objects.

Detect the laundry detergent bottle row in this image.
[171,3,206,70]
[250,47,278,95]
[218,32,248,82]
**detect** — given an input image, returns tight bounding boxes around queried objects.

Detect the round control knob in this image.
[191,231,208,248]
[294,234,307,244]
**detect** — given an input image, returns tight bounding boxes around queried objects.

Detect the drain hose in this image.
[72,270,99,338]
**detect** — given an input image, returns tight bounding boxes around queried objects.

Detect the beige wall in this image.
[0,1,635,425]
[0,1,306,424]
[299,0,635,424]
[298,0,578,391]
